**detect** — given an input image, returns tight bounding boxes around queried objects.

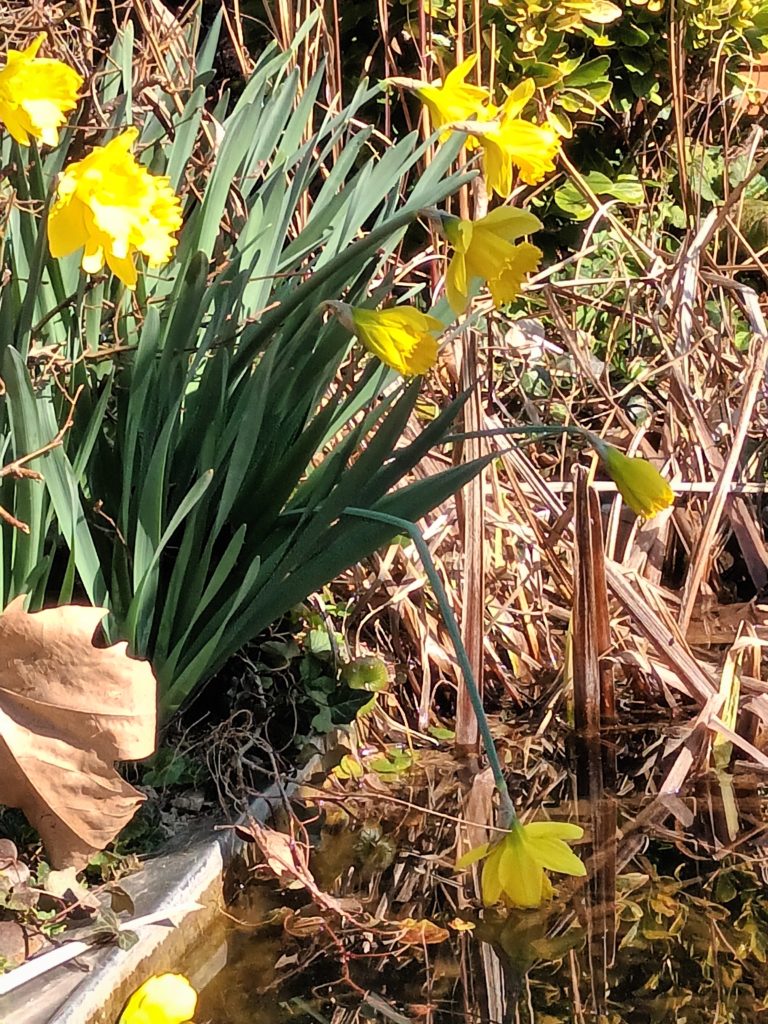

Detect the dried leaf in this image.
[0,598,156,869]
[396,917,450,945]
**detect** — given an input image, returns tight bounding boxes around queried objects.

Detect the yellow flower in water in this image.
[443,206,543,314]
[599,445,675,518]
[0,34,82,147]
[457,819,585,908]
[410,55,491,147]
[470,80,560,196]
[325,301,442,376]
[48,128,183,289]
[118,973,197,1024]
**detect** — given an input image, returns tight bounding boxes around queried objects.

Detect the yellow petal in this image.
[481,843,505,905]
[497,833,546,908]
[523,821,584,841]
[455,841,491,869]
[476,206,542,241]
[525,836,587,876]
[47,196,89,258]
[446,252,469,315]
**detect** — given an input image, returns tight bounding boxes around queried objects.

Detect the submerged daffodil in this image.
[443,206,543,314]
[118,973,197,1024]
[0,34,82,147]
[457,819,585,908]
[325,300,442,377]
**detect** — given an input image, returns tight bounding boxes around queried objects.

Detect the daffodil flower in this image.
[325,301,442,376]
[48,128,183,289]
[599,444,675,518]
[457,819,585,908]
[443,206,543,314]
[468,80,561,195]
[399,55,491,148]
[0,34,82,147]
[118,973,197,1024]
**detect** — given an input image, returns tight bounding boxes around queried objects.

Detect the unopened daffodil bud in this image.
[324,300,442,376]
[599,444,674,518]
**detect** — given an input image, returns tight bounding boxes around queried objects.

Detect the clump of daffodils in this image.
[457,819,585,908]
[325,301,442,377]
[598,444,675,518]
[118,973,197,1024]
[442,206,543,315]
[48,127,183,289]
[0,34,82,147]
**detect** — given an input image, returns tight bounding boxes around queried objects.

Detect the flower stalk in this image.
[342,506,518,828]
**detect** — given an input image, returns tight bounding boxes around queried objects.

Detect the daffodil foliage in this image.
[0,15,487,716]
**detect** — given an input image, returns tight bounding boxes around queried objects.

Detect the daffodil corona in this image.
[458,819,585,908]
[48,128,183,289]
[599,445,675,518]
[326,301,442,376]
[0,34,82,147]
[118,973,197,1024]
[443,207,543,314]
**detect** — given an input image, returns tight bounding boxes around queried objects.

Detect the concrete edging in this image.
[0,790,276,1024]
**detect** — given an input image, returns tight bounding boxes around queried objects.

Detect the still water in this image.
[188,751,768,1024]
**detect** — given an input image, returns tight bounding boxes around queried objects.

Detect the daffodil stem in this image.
[444,423,607,455]
[342,506,518,829]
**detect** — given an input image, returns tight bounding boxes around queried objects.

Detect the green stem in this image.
[342,506,518,829]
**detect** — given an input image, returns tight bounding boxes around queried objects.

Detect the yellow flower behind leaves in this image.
[118,973,197,1024]
[599,445,675,518]
[469,80,561,196]
[457,819,585,908]
[325,301,442,376]
[443,206,543,315]
[48,128,183,289]
[0,34,82,147]
[410,55,491,148]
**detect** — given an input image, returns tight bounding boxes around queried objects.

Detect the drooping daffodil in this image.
[117,973,197,1024]
[457,819,585,908]
[442,206,543,315]
[598,444,675,518]
[393,54,491,148]
[0,34,82,147]
[324,301,442,377]
[468,79,561,195]
[48,127,183,289]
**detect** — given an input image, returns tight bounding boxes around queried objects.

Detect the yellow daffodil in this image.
[599,445,675,518]
[405,55,491,148]
[118,973,197,1024]
[443,206,543,314]
[325,301,442,376]
[457,819,585,908]
[469,80,561,195]
[48,128,183,289]
[0,34,82,147]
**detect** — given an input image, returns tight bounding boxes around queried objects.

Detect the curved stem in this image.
[343,506,517,828]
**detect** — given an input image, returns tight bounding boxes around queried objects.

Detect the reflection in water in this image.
[193,755,768,1024]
